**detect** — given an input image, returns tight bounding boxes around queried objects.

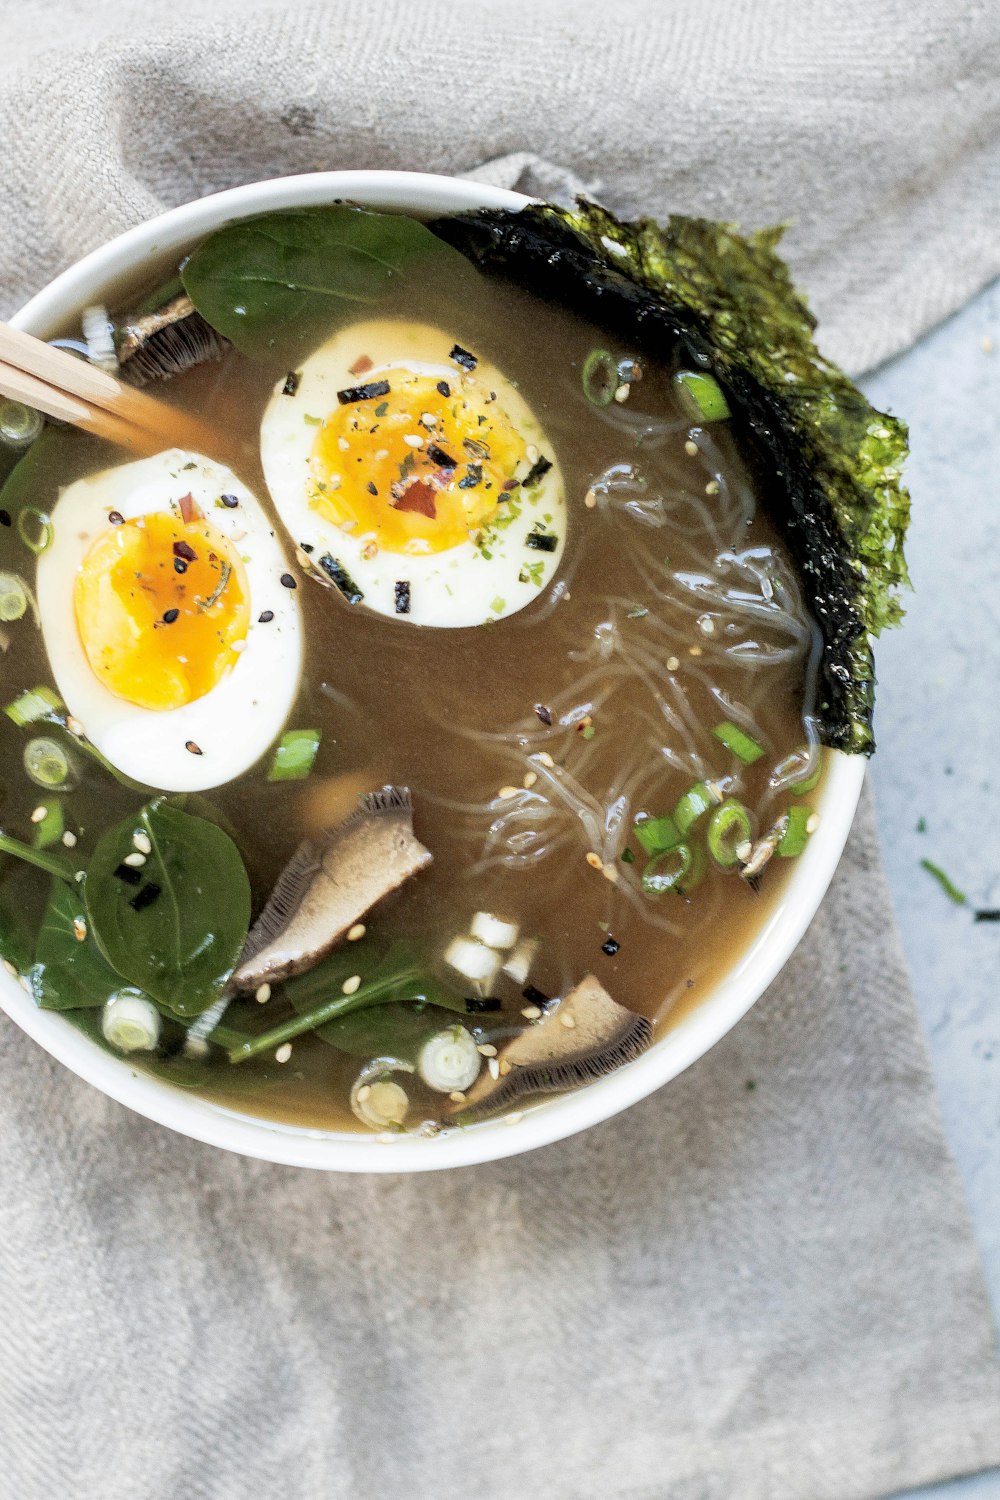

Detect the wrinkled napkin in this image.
[0,4,999,1499]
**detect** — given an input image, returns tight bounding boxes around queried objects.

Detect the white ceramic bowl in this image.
[0,171,866,1172]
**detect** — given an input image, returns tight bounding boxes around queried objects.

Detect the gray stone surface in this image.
[866,277,1000,1500]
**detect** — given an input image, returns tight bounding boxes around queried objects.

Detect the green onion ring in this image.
[707,799,753,867]
[17,507,53,555]
[582,348,618,407]
[641,842,706,897]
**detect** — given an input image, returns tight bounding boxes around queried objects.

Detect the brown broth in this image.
[0,229,824,1133]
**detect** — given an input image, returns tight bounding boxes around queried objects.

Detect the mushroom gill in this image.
[116,292,229,385]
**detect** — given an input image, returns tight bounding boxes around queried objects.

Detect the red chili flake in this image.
[178,493,203,523]
[391,479,438,520]
[349,354,374,377]
[173,540,197,562]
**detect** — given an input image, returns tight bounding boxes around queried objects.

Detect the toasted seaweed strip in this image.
[430,202,911,753]
[232,786,432,990]
[456,975,652,1118]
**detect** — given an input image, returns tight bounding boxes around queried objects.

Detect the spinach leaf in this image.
[0,427,112,534]
[31,878,129,1010]
[86,799,250,1017]
[181,205,471,359]
[0,862,40,971]
[314,1000,466,1061]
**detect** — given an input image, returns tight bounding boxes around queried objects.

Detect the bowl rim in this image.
[0,169,867,1173]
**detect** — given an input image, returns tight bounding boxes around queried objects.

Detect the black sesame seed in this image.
[220,494,240,509]
[280,574,297,589]
[367,481,378,497]
[282,371,300,397]
[185,740,203,755]
[0,509,10,527]
[534,703,553,725]
[129,882,162,912]
[436,380,450,398]
[108,511,124,526]
[162,608,180,624]
[394,580,411,615]
[601,937,620,956]
[258,609,274,623]
[449,344,478,371]
[113,862,142,886]
[174,558,188,575]
[299,541,314,554]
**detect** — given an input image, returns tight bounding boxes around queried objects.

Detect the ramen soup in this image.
[0,201,908,1135]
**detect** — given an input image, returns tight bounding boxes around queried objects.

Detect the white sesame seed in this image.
[560,1011,577,1029]
[337,437,350,452]
[255,983,271,1004]
[689,644,703,657]
[521,1004,542,1020]
[684,439,699,457]
[498,785,519,800]
[505,1111,524,1125]
[982,335,994,354]
[699,615,716,635]
[133,832,151,855]
[613,383,630,403]
[488,1058,500,1080]
[586,851,603,870]
[230,529,247,543]
[231,639,247,653]
[342,974,362,995]
[584,488,597,509]
[61,830,77,848]
[705,480,720,496]
[357,1085,372,1102]
[419,412,437,428]
[123,851,146,868]
[403,433,424,448]
[523,771,538,789]
[806,812,821,834]
[449,1090,466,1103]
[275,1043,292,1063]
[373,449,388,462]
[538,752,555,768]
[666,655,680,671]
[499,1058,512,1075]
[477,1044,498,1056]
[29,806,46,824]
[73,917,87,943]
[347,923,366,942]
[3,959,17,976]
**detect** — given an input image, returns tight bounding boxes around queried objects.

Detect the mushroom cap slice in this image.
[457,975,652,1118]
[232,785,432,991]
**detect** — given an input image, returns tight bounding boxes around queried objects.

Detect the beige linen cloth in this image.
[0,5,999,1498]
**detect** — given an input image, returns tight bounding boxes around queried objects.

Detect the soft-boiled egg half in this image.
[36,450,303,792]
[259,320,566,627]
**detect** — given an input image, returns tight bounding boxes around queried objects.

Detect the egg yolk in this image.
[307,369,528,554]
[74,510,250,711]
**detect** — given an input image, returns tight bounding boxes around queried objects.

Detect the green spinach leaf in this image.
[86,799,250,1017]
[314,1000,467,1061]
[31,878,126,1010]
[181,205,471,359]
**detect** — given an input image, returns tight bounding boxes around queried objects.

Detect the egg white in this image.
[259,319,567,628]
[36,449,303,793]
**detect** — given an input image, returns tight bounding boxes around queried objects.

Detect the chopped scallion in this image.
[673,781,718,836]
[778,804,813,857]
[0,572,33,624]
[266,728,321,782]
[5,684,61,727]
[674,369,731,422]
[0,399,43,448]
[707,799,753,867]
[17,506,53,555]
[712,721,765,765]
[582,348,618,407]
[633,814,681,857]
[642,841,705,897]
[24,736,72,789]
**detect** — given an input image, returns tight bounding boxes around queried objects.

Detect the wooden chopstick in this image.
[0,322,219,456]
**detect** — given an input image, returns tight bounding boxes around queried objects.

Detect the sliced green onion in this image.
[101,992,162,1053]
[707,799,753,867]
[350,1059,413,1129]
[582,348,618,407]
[417,1026,481,1093]
[0,399,43,448]
[920,858,967,906]
[778,804,813,857]
[5,684,62,727]
[24,736,73,789]
[0,572,33,624]
[266,727,321,782]
[712,721,765,765]
[32,798,65,851]
[642,841,705,897]
[673,781,718,837]
[633,813,681,857]
[0,830,76,882]
[17,506,53,555]
[674,369,731,423]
